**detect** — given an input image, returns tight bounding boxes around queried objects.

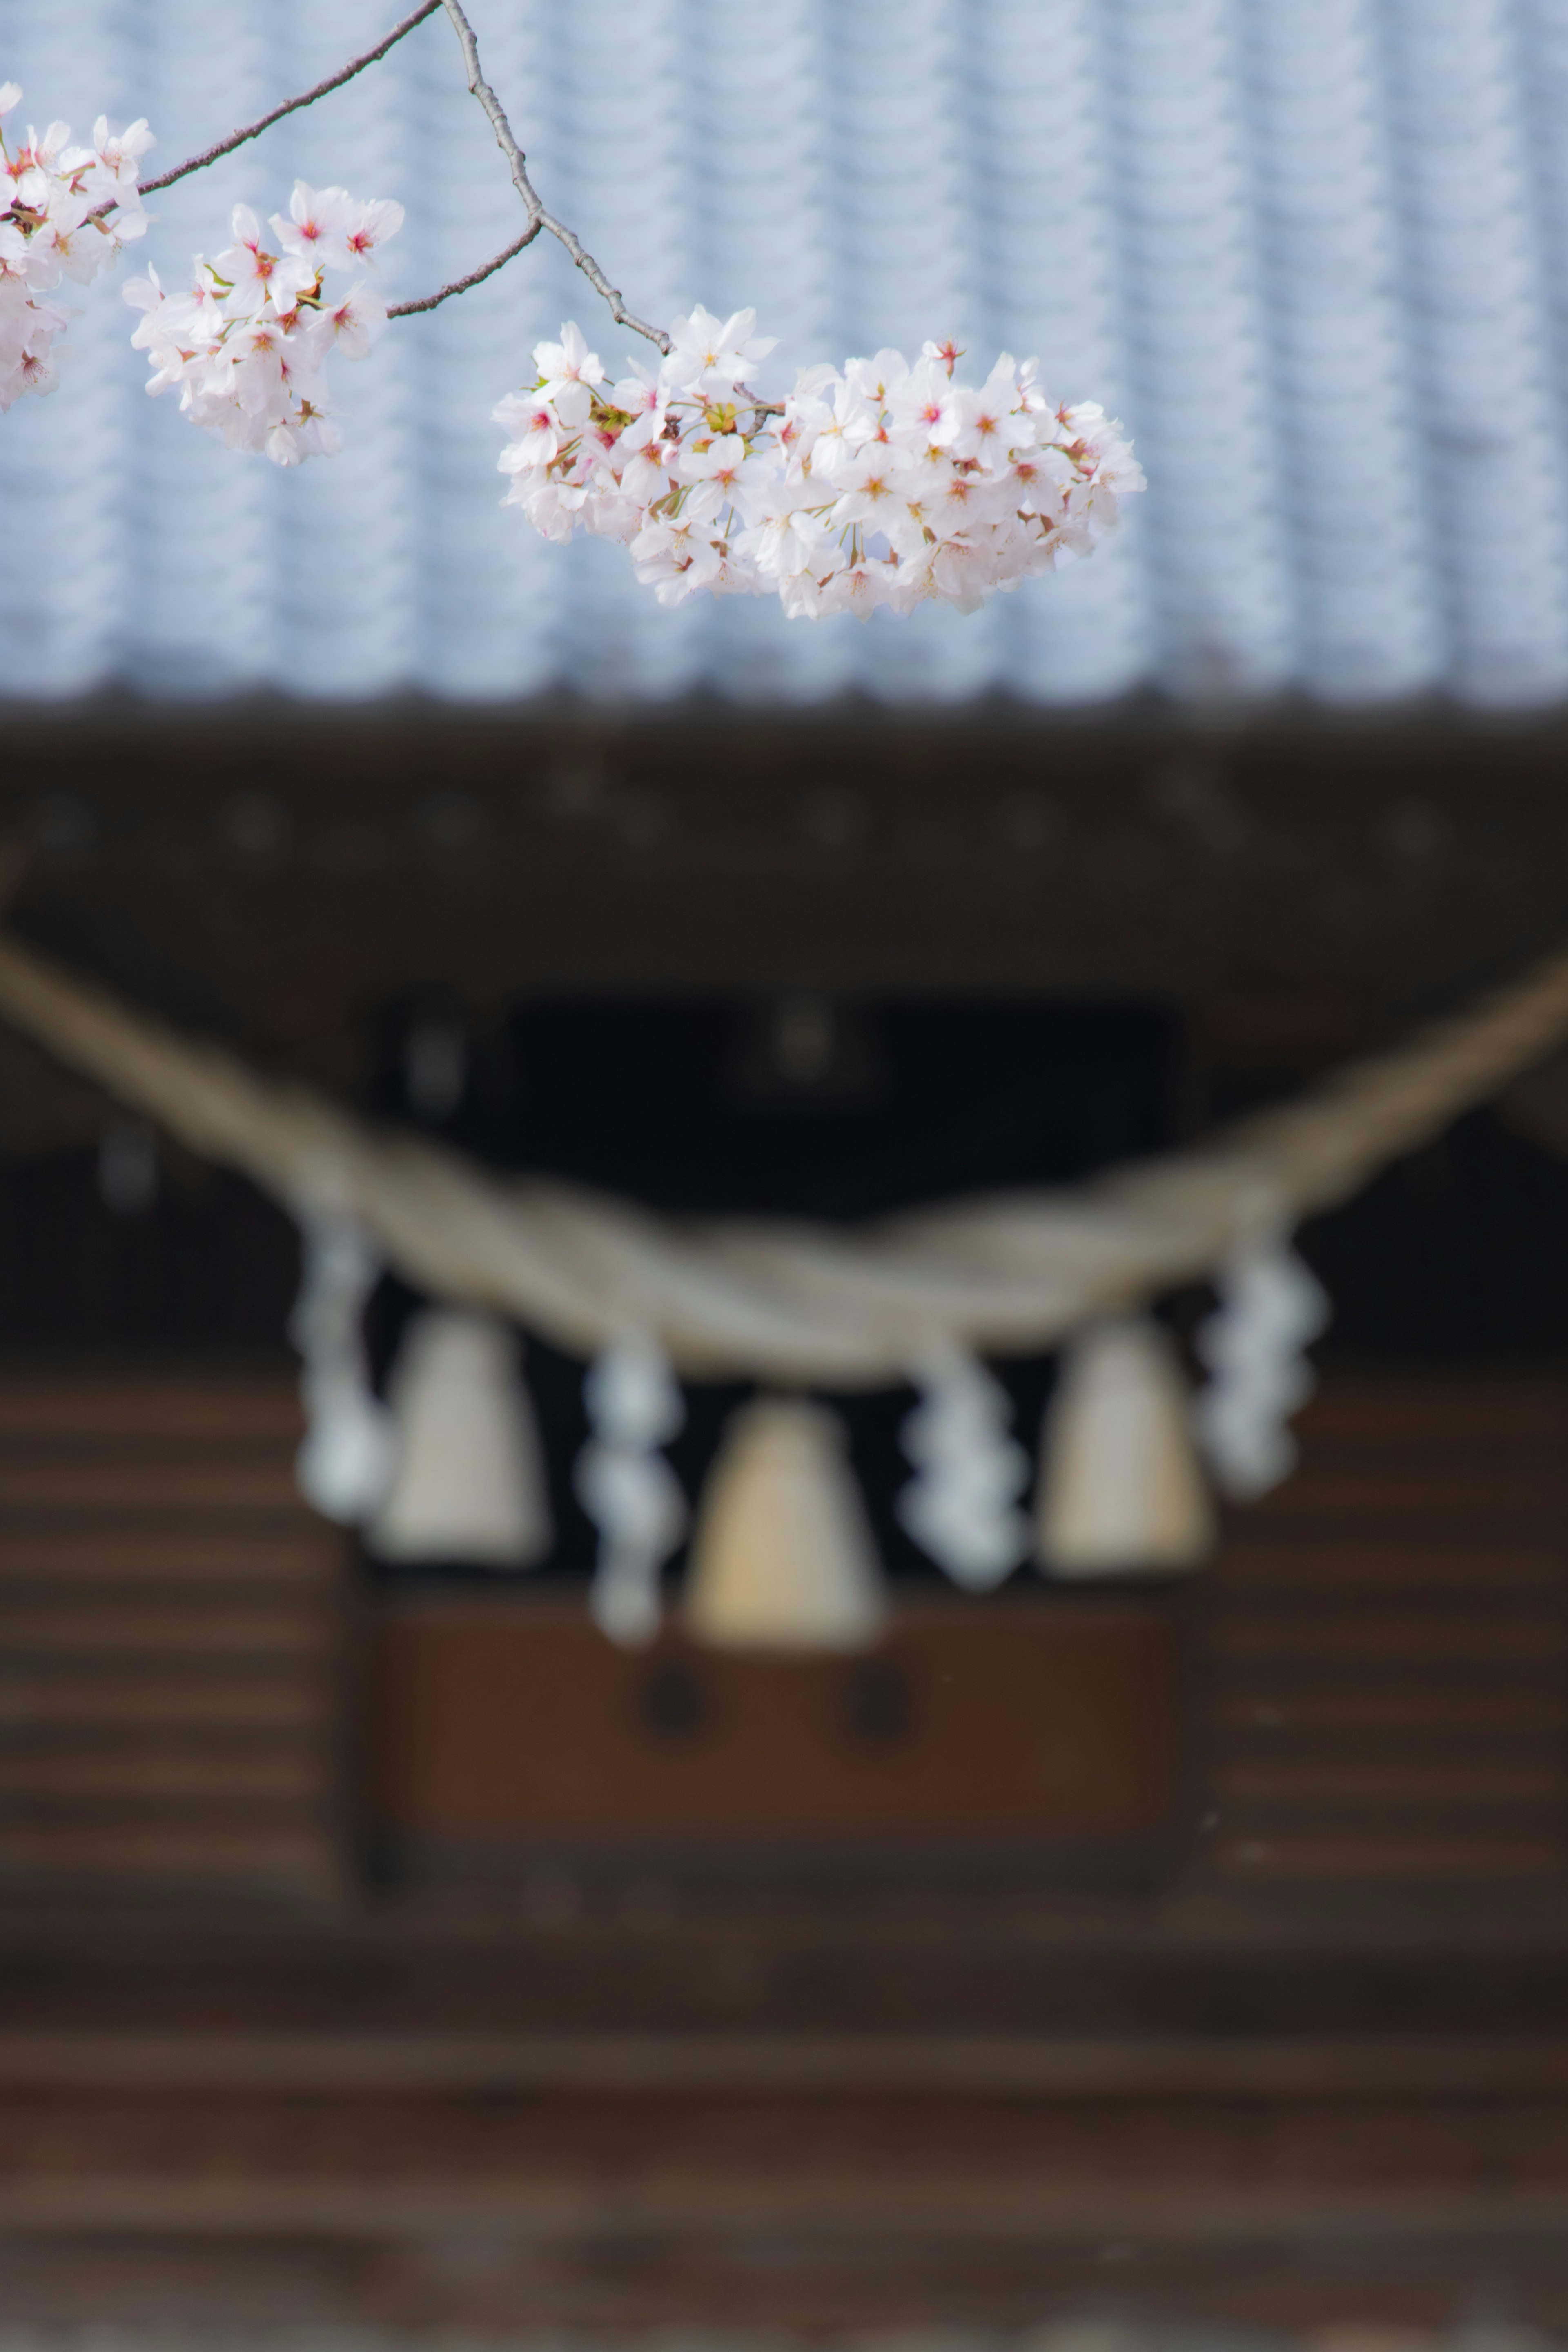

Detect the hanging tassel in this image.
[896,1346,1031,1591]
[575,1336,688,1647]
[685,1397,887,1652]
[1194,1230,1330,1499]
[367,1310,553,1566]
[1038,1315,1215,1576]
[288,1211,398,1526]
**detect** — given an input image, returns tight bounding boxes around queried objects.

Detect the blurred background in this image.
[4,0,1568,2343]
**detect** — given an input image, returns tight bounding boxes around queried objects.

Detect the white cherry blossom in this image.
[310,280,388,362]
[340,196,403,270]
[124,180,401,466]
[2,61,1141,619]
[533,321,604,425]
[494,311,1145,621]
[676,431,773,524]
[212,204,315,319]
[0,84,150,411]
[664,303,777,394]
[494,389,562,470]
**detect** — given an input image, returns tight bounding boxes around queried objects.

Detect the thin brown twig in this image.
[85,0,662,348]
[137,1,444,196]
[387,225,538,316]
[436,0,670,355]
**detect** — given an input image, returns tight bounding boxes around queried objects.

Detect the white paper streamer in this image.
[288,1210,398,1524]
[575,1334,688,1646]
[896,1346,1031,1591]
[1194,1230,1331,1499]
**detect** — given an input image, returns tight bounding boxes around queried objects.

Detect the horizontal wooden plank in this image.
[0,1827,342,1881]
[1207,1760,1568,1806]
[1244,1469,1568,1519]
[1205,1832,1568,1878]
[0,1428,299,1460]
[1212,1538,1568,1591]
[0,1604,334,1658]
[1204,1806,1568,1849]
[0,1677,334,1732]
[2,2029,1568,2097]
[0,1532,342,1587]
[1205,1688,1568,1736]
[0,1786,335,1836]
[1209,1617,1568,1666]
[6,2173,1568,2250]
[1213,1588,1564,1628]
[1203,1737,1568,1786]
[0,1753,330,1802]
[0,1379,302,1439]
[0,1463,305,1511]
[1291,1382,1568,1444]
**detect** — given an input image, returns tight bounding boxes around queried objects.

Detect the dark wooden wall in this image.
[4,1367,1565,1914]
[5,708,1568,1092]
[368,1596,1178,1873]
[0,1373,348,1898]
[1194,1377,1568,1896]
[1,712,1567,2325]
[0,1369,1564,2328]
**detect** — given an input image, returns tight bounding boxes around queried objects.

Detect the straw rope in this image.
[0,927,1566,1382]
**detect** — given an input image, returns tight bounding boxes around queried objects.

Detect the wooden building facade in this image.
[0,706,1567,2334]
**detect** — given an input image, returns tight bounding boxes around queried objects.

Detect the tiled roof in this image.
[6,0,1568,710]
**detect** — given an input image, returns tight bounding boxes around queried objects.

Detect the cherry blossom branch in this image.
[436,0,670,355]
[387,226,536,317]
[80,0,668,343]
[137,0,444,197]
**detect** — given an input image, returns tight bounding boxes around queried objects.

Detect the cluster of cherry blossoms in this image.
[124,182,403,466]
[0,83,151,412]
[494,307,1145,619]
[2,67,1145,625]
